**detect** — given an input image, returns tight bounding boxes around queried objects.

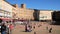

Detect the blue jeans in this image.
[2,31,6,34]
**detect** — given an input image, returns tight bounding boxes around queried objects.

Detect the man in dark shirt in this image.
[0,19,2,32]
[1,23,7,34]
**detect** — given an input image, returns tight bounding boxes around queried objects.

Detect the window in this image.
[8,12,11,15]
[0,10,3,13]
[44,16,47,18]
[4,11,7,14]
[40,16,44,18]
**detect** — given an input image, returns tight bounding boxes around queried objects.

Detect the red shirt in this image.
[9,24,14,30]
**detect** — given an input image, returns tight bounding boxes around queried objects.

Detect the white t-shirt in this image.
[7,25,9,28]
[0,26,1,28]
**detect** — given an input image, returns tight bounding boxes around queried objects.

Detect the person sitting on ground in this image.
[38,24,41,27]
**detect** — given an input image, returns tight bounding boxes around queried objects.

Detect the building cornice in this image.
[3,0,17,8]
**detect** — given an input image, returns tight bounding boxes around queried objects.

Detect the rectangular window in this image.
[0,10,3,13]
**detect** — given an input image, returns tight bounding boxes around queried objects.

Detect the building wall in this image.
[19,4,53,21]
[12,7,18,19]
[26,9,34,20]
[33,9,40,21]
[0,0,13,21]
[0,0,54,21]
[0,0,4,18]
[0,0,2,9]
[39,10,53,21]
[19,8,34,20]
[52,11,60,25]
[52,11,60,21]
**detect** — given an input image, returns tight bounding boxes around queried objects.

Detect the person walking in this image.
[46,26,48,30]
[25,24,28,32]
[0,19,2,33]
[9,23,14,34]
[34,32,36,34]
[49,27,52,33]
[33,26,35,29]
[6,23,9,34]
[1,23,7,34]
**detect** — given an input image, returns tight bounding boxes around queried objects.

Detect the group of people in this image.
[1,23,14,34]
[24,20,53,34]
[1,18,53,34]
[25,20,32,32]
[0,19,14,34]
[25,24,32,32]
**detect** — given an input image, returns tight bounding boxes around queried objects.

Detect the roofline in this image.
[3,1,60,11]
[26,8,60,11]
[3,0,17,7]
[39,9,60,11]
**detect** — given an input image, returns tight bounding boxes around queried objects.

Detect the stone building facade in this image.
[12,4,20,20]
[19,4,53,21]
[0,0,13,21]
[0,0,53,21]
[19,4,34,20]
[39,10,53,21]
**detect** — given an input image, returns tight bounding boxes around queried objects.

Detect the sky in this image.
[6,0,60,10]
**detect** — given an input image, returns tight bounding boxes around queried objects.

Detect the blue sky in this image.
[6,0,60,10]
